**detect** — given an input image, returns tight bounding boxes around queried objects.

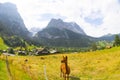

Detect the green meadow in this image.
[0,47,120,80]
[0,37,8,50]
[0,60,9,80]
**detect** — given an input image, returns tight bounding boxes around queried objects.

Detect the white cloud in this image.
[0,0,120,37]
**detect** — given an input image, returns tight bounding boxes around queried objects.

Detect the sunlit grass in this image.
[0,60,9,80]
[1,47,120,80]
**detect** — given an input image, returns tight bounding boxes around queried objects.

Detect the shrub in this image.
[7,47,14,54]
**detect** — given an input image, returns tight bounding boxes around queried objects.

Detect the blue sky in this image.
[84,10,104,26]
[0,0,120,37]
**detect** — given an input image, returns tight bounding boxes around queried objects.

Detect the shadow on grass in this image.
[70,76,80,80]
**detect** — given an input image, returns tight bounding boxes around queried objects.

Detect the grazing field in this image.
[0,60,9,80]
[1,47,120,80]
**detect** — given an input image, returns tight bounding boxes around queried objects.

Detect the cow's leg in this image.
[66,74,69,80]
[60,72,62,77]
[63,73,66,80]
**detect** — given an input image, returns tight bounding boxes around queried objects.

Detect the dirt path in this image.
[6,56,13,80]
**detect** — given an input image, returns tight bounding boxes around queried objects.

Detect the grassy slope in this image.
[0,37,8,50]
[0,60,9,80]
[0,55,32,80]
[1,47,120,80]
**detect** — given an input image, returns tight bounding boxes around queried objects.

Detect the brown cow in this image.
[60,56,70,80]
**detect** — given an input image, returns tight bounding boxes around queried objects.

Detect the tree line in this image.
[91,34,120,51]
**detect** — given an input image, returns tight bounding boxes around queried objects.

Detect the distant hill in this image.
[35,18,94,47]
[0,2,30,38]
[0,37,8,50]
[99,33,120,41]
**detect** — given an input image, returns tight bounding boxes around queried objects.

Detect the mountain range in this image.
[35,19,95,47]
[0,2,118,48]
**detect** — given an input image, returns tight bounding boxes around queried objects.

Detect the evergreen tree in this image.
[114,35,120,46]
[91,42,97,51]
[20,40,27,50]
[7,47,14,54]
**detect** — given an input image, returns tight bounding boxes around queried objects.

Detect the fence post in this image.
[44,65,48,80]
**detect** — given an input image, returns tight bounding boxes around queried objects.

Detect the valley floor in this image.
[1,47,120,80]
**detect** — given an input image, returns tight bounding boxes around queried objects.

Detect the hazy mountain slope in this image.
[35,19,93,47]
[0,2,30,37]
[98,33,120,41]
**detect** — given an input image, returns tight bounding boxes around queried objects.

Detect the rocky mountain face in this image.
[35,19,93,47]
[47,19,86,35]
[36,19,86,39]
[0,2,30,37]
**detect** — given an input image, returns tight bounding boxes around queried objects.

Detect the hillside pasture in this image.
[0,47,120,80]
[0,37,8,50]
[0,60,9,80]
